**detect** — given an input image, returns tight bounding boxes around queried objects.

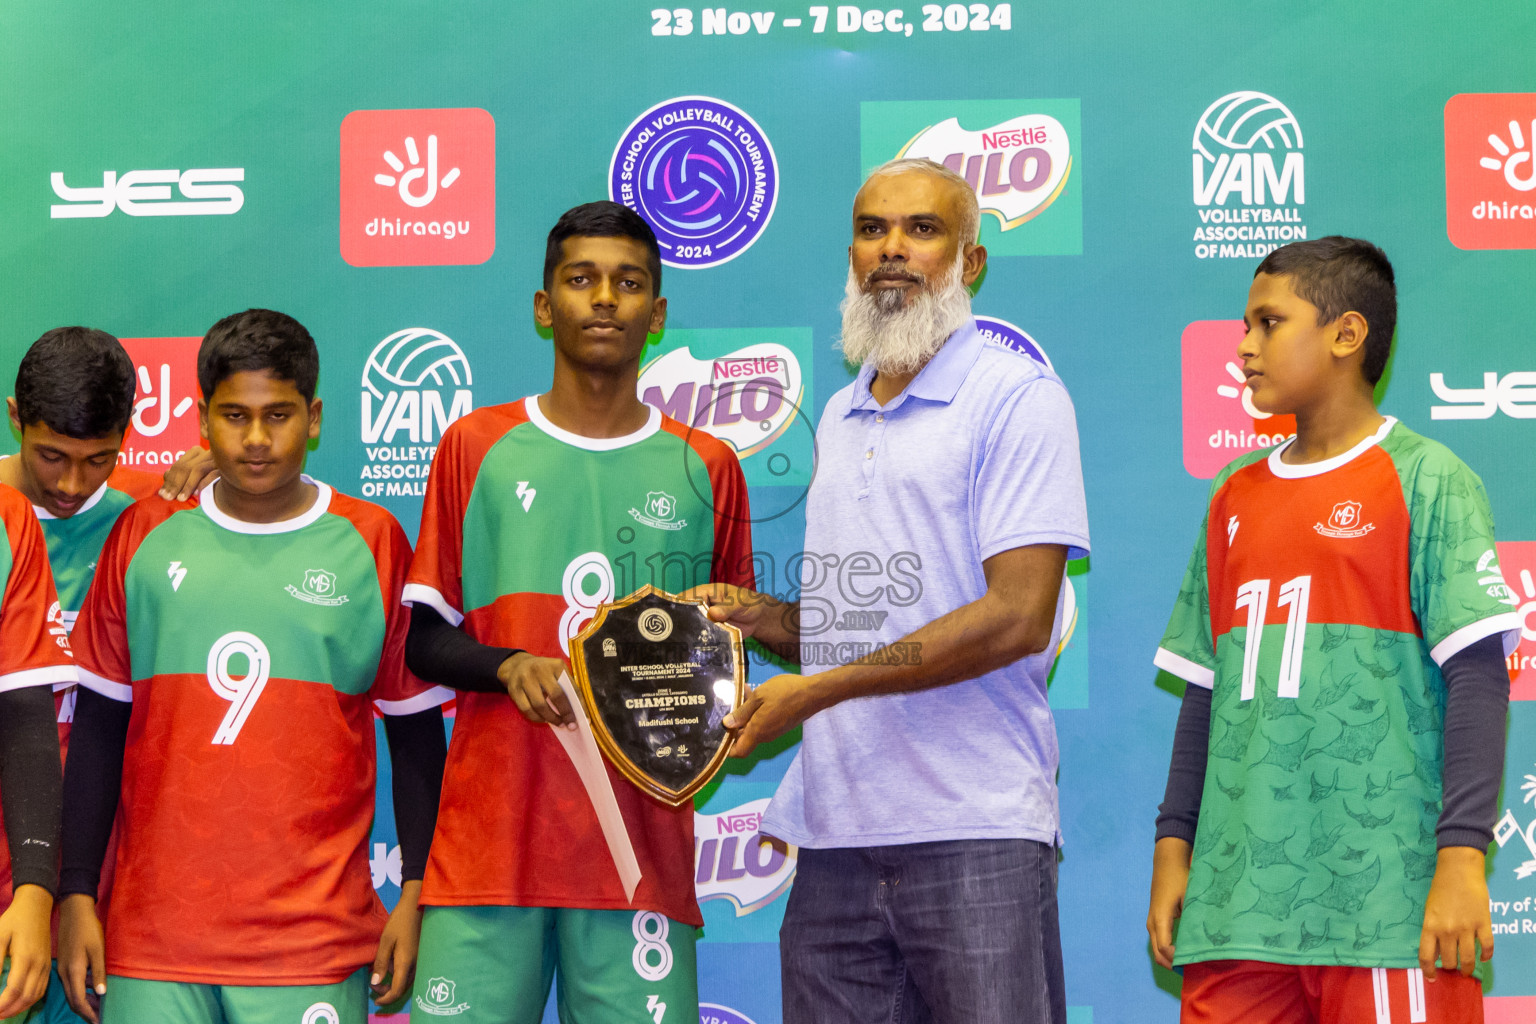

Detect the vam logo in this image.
[1180,320,1296,478]
[359,328,473,502]
[694,798,797,916]
[1445,93,1536,250]
[1431,370,1536,419]
[861,99,1082,256]
[51,168,243,218]
[1191,91,1308,260]
[340,108,496,266]
[609,96,778,268]
[118,337,203,471]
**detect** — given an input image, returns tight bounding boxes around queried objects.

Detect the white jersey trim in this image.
[375,685,455,716]
[1154,647,1215,689]
[0,664,79,695]
[77,668,131,703]
[31,477,112,520]
[199,475,333,535]
[401,583,464,627]
[1266,416,1397,479]
[1430,612,1522,666]
[524,395,662,451]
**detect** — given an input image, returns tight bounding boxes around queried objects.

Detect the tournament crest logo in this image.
[286,569,350,607]
[609,96,778,269]
[1314,500,1374,539]
[631,490,687,532]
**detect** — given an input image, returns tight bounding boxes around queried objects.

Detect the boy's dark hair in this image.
[14,327,136,439]
[198,309,319,402]
[1255,236,1397,385]
[543,201,663,297]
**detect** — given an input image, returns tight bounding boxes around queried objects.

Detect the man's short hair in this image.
[543,201,663,297]
[1255,237,1397,385]
[14,327,137,439]
[861,158,982,246]
[198,309,320,402]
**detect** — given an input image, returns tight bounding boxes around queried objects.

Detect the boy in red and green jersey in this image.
[1148,239,1516,1024]
[0,481,79,1020]
[60,310,449,1024]
[0,326,215,1024]
[403,202,754,1023]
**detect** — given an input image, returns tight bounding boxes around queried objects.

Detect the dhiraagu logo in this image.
[861,99,1082,256]
[638,327,814,489]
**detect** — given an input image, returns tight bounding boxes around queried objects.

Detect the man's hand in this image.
[0,884,51,1019]
[1420,846,1493,979]
[158,446,218,501]
[725,673,821,759]
[1147,837,1192,970]
[497,652,575,729]
[371,879,424,1008]
[59,892,106,1023]
[682,583,798,651]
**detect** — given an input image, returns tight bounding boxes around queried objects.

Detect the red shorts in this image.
[1182,960,1483,1024]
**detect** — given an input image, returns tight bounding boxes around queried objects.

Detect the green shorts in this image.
[410,906,698,1024]
[0,961,86,1024]
[99,968,368,1024]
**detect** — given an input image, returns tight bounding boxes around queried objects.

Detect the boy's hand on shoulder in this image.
[371,879,424,1008]
[159,446,218,501]
[1147,837,1192,971]
[59,892,106,1024]
[1420,846,1493,979]
[497,652,576,729]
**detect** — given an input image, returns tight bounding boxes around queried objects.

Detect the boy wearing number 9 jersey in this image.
[59,310,451,1024]
[1147,239,1517,1024]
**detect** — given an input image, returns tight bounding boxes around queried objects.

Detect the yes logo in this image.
[1445,93,1536,250]
[1180,320,1296,479]
[861,99,1082,255]
[340,108,495,266]
[118,337,203,471]
[1430,371,1536,419]
[50,168,244,218]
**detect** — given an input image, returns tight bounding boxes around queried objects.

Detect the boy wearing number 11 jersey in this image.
[59,310,451,1024]
[1148,239,1518,1024]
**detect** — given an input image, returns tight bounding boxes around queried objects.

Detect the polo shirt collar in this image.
[847,318,984,414]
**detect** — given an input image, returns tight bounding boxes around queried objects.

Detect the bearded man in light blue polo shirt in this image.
[695,158,1090,1024]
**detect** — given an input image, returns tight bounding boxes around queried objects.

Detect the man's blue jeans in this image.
[780,839,1066,1024]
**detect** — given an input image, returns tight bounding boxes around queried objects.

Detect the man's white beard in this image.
[837,253,972,376]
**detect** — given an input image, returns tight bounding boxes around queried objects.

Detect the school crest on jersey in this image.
[285,568,351,607]
[1314,500,1375,539]
[630,490,687,532]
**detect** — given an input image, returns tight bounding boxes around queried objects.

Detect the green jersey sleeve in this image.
[1155,512,1216,688]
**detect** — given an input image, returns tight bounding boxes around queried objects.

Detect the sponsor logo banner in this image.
[694,798,796,916]
[1431,370,1536,420]
[51,168,244,218]
[638,328,813,489]
[1180,320,1296,479]
[117,337,203,469]
[1191,91,1308,260]
[1497,541,1536,702]
[699,1005,760,1024]
[340,108,496,266]
[974,315,1053,368]
[1445,93,1536,250]
[358,327,474,504]
[861,99,1082,256]
[610,96,778,269]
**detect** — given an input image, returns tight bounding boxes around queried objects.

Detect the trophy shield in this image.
[569,585,746,807]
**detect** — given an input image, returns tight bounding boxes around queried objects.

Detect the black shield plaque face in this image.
[570,585,745,807]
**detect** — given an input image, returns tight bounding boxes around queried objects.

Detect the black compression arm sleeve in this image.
[382,705,447,882]
[1154,682,1211,845]
[0,685,63,894]
[1438,633,1510,851]
[405,604,521,694]
[60,687,130,898]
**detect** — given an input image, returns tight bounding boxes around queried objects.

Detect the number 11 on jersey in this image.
[1234,575,1312,701]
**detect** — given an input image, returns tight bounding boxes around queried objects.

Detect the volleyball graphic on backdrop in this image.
[1194,90,1304,159]
[361,328,474,399]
